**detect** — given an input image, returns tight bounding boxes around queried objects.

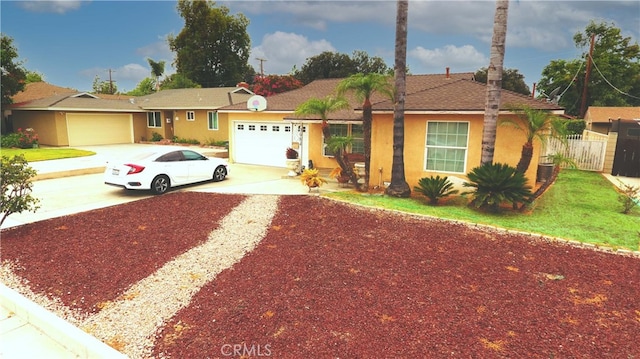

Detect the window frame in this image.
[186,111,195,121]
[207,111,219,130]
[322,123,364,157]
[147,111,162,128]
[424,121,470,174]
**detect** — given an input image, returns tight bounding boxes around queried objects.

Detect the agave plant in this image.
[463,162,532,211]
[414,175,459,205]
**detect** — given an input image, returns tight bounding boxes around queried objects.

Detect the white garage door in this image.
[233,121,308,167]
[67,113,133,146]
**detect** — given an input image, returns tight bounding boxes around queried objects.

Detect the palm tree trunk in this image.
[362,98,372,192]
[385,0,411,198]
[480,0,509,165]
[516,141,534,174]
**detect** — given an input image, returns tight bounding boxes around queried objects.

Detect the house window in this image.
[147,112,162,128]
[272,125,280,132]
[285,126,291,132]
[249,125,255,131]
[424,121,469,173]
[260,125,267,131]
[237,124,244,130]
[208,111,218,130]
[186,111,195,121]
[323,123,364,156]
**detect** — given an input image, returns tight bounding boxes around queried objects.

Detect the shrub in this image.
[1,155,40,226]
[414,175,459,205]
[151,132,163,142]
[617,181,640,214]
[172,136,200,145]
[463,163,532,212]
[1,133,21,148]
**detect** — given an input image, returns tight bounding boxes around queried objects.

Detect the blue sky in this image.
[2,0,638,94]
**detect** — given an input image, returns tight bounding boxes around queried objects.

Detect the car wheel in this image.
[213,166,227,182]
[151,175,170,194]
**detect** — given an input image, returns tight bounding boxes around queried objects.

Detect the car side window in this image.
[182,150,206,161]
[156,151,185,162]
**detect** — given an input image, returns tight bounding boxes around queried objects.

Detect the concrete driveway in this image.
[1,144,348,230]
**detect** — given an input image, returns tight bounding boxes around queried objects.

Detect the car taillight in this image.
[125,164,145,175]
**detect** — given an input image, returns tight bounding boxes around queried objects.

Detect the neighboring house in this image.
[584,106,640,134]
[5,84,253,146]
[135,87,253,143]
[219,72,564,187]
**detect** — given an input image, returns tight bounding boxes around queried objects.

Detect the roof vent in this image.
[446,67,450,79]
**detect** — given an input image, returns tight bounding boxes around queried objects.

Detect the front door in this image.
[163,111,174,140]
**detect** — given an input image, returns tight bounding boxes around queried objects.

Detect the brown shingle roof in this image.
[11,82,78,104]
[136,87,254,109]
[220,73,562,119]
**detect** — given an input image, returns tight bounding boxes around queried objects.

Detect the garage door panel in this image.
[67,113,132,146]
[234,122,293,167]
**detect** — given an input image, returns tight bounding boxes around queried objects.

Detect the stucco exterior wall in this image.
[12,111,66,146]
[369,113,540,190]
[172,109,229,144]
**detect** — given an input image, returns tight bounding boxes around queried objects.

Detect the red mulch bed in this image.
[2,193,639,358]
[1,192,245,314]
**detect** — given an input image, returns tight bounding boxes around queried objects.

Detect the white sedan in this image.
[104,147,229,194]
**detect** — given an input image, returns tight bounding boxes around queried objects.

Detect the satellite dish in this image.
[547,86,561,104]
[247,95,267,111]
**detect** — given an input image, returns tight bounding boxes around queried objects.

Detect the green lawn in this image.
[0,148,95,161]
[325,170,640,251]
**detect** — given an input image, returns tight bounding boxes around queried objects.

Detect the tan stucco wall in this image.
[12,111,67,146]
[173,109,230,144]
[369,113,540,190]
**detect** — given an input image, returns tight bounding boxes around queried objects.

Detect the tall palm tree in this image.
[294,96,358,185]
[480,0,509,165]
[147,58,166,92]
[385,0,411,198]
[337,73,393,191]
[501,106,568,174]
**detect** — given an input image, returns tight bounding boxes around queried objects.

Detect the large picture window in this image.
[147,111,162,128]
[323,123,364,156]
[208,111,218,130]
[425,121,469,173]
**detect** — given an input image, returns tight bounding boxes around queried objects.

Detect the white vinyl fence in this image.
[542,131,608,171]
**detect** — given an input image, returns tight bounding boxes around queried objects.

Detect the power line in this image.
[588,52,640,100]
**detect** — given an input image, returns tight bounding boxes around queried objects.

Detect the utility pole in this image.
[108,69,116,94]
[580,34,595,118]
[256,57,267,77]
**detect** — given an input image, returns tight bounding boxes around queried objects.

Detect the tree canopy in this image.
[537,21,640,117]
[169,0,252,87]
[1,34,26,107]
[474,67,530,96]
[294,50,390,84]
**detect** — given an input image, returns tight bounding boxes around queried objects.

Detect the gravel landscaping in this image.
[1,192,639,358]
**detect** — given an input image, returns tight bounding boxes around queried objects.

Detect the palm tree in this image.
[337,73,393,191]
[501,106,568,174]
[480,0,509,165]
[147,58,166,92]
[294,96,359,185]
[385,0,411,198]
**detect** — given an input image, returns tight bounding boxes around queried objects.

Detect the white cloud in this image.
[409,44,488,73]
[250,31,335,75]
[18,0,83,14]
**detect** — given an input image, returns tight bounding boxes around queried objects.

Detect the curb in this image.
[0,284,129,359]
[34,167,105,181]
